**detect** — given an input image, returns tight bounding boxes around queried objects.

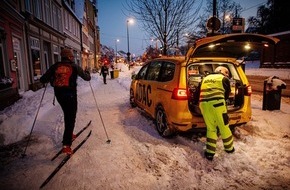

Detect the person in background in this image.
[199,66,235,161]
[100,64,109,84]
[40,48,91,155]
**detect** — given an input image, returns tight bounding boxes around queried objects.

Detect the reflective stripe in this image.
[222,135,233,143]
[200,97,223,102]
[206,137,217,153]
[206,144,216,152]
[224,141,234,149]
[223,135,234,150]
[200,87,224,92]
[207,137,217,144]
[200,74,225,102]
[213,102,224,107]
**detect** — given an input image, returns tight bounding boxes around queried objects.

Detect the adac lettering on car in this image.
[136,83,152,107]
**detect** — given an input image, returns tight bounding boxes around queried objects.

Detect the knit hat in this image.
[61,48,73,58]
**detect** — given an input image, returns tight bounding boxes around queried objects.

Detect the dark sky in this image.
[98,0,267,55]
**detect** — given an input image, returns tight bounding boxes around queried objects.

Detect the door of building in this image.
[13,37,25,93]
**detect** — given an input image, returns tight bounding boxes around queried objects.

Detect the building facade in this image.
[62,0,82,65]
[75,0,100,71]
[21,0,65,90]
[0,1,25,109]
[0,0,100,110]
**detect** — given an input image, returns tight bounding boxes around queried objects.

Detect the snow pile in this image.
[0,63,290,190]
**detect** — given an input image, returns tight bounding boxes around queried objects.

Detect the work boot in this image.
[62,146,73,155]
[204,151,214,161]
[225,147,235,153]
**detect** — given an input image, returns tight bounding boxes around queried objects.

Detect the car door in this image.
[141,61,163,116]
[132,63,149,110]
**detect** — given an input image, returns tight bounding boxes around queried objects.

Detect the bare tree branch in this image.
[125,0,201,55]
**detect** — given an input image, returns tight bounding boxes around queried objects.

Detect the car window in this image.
[137,63,149,80]
[159,61,175,82]
[146,61,162,81]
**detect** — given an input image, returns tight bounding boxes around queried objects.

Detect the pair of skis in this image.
[40,121,92,188]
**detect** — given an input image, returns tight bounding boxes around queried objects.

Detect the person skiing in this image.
[199,66,235,161]
[40,48,91,155]
[100,64,109,84]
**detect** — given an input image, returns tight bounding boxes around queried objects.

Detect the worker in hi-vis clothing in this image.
[199,66,235,161]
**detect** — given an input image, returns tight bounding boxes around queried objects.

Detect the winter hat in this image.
[61,48,73,58]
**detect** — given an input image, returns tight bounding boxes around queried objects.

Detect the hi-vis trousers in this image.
[199,99,234,154]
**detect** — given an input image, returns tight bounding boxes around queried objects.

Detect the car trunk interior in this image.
[187,63,246,116]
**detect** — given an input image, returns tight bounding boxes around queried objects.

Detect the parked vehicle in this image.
[130,34,279,137]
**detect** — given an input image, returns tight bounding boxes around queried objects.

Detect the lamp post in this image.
[126,19,133,70]
[115,39,119,63]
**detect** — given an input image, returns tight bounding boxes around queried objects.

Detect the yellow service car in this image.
[130,34,279,137]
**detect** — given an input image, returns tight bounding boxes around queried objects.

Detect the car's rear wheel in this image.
[155,106,174,137]
[130,89,136,108]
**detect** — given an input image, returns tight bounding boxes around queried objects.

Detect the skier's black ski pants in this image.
[55,91,77,146]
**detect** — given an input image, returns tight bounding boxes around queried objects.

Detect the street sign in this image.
[232,18,245,33]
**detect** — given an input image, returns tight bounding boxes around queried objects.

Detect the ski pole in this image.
[21,84,47,158]
[89,81,111,143]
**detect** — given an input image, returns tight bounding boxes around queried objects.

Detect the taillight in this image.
[171,88,188,100]
[245,85,252,96]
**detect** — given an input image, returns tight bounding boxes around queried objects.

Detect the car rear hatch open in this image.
[186,33,280,64]
[185,34,280,116]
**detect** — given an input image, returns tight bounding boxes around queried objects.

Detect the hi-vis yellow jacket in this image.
[199,73,230,102]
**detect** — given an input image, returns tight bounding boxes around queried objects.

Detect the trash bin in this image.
[113,70,119,78]
[262,76,286,110]
[110,71,114,79]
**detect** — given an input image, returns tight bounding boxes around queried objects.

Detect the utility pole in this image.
[212,0,217,35]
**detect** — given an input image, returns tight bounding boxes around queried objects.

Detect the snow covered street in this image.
[1,64,290,190]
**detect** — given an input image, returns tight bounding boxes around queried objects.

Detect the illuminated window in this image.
[30,37,41,80]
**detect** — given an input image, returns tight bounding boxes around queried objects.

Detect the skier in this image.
[40,48,91,155]
[199,66,235,161]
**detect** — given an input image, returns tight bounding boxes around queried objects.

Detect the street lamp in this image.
[222,12,231,34]
[115,39,119,63]
[126,18,134,69]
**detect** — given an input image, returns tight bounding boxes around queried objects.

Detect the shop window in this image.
[31,49,41,80]
[0,44,13,90]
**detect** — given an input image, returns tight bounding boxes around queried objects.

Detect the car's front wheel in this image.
[155,106,174,137]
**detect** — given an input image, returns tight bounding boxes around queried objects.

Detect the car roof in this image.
[151,56,186,65]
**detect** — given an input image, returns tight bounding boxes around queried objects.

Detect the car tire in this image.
[155,106,174,137]
[130,89,136,108]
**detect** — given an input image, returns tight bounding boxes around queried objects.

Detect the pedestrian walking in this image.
[40,48,91,155]
[199,66,235,161]
[100,64,109,84]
